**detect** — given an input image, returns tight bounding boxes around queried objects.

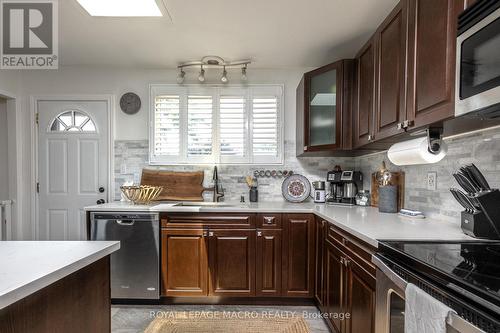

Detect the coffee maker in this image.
[326,170,363,205]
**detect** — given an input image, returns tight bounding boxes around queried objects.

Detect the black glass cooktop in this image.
[378,241,500,312]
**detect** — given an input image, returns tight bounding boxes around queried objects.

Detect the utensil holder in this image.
[474,189,500,238]
[378,185,398,213]
[249,187,258,202]
[461,210,500,239]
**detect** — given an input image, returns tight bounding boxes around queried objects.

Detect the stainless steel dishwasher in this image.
[90,212,160,299]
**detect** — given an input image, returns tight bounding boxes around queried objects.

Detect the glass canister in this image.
[355,190,370,206]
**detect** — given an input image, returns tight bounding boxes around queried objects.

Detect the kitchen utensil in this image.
[474,189,500,238]
[459,167,482,191]
[453,173,478,194]
[281,174,311,203]
[120,185,163,204]
[450,188,475,212]
[468,163,491,190]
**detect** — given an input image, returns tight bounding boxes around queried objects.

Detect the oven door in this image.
[372,255,486,333]
[456,6,500,117]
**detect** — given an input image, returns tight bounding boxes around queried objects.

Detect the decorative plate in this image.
[281,174,311,203]
[120,92,141,115]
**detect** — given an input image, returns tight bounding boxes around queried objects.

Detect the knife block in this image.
[461,210,500,240]
[474,189,500,239]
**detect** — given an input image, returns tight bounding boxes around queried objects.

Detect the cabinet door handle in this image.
[397,122,404,130]
[257,231,262,237]
[368,134,373,141]
[403,120,414,129]
[344,259,350,267]
[208,231,214,237]
[340,257,345,265]
[263,216,274,224]
[304,146,308,151]
[203,231,208,237]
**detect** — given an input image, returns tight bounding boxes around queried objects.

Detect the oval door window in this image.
[49,110,97,132]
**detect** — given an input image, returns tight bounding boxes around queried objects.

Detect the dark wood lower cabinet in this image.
[0,257,110,333]
[209,229,256,296]
[345,258,376,333]
[256,229,282,296]
[325,241,346,333]
[282,214,315,297]
[161,229,208,297]
[316,219,377,333]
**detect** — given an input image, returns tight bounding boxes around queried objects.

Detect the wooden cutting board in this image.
[140,169,210,201]
[371,171,405,211]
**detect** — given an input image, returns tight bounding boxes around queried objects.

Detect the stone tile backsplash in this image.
[114,140,353,203]
[114,127,500,224]
[355,127,500,223]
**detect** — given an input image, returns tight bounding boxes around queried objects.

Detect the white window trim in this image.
[149,84,284,165]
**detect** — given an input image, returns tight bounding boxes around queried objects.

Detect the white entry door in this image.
[37,99,109,240]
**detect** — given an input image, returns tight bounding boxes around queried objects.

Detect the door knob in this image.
[96,199,105,205]
[99,187,105,193]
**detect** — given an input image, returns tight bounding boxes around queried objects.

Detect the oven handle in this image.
[372,255,486,333]
[372,255,407,290]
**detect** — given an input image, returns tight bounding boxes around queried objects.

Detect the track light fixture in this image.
[177,68,185,84]
[177,55,251,84]
[221,66,228,83]
[241,65,248,81]
[198,66,205,83]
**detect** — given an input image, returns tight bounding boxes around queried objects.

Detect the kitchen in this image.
[1,0,500,332]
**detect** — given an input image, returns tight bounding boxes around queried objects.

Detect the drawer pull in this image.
[257,231,262,237]
[209,231,214,237]
[263,216,274,224]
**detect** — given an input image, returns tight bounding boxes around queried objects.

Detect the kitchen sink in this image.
[174,202,235,207]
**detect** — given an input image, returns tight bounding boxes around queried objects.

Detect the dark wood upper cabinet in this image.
[405,0,463,130]
[374,0,409,140]
[296,60,354,156]
[353,37,376,148]
[208,229,256,297]
[256,229,282,296]
[161,229,208,297]
[282,214,315,297]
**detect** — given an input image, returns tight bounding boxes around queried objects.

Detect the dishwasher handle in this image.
[116,219,135,226]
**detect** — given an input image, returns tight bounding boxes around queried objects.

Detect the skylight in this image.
[76,0,163,17]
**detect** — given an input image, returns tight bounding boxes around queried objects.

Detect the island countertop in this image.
[0,241,120,310]
[84,201,473,248]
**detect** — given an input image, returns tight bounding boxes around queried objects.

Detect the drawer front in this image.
[326,222,376,276]
[162,213,256,229]
[256,214,282,229]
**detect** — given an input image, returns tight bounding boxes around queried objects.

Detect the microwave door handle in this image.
[372,255,408,291]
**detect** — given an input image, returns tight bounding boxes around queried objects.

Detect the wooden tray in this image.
[370,171,405,211]
[140,169,210,201]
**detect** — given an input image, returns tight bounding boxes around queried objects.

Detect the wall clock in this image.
[120,92,141,115]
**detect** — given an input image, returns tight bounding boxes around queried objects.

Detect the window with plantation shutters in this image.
[149,84,283,165]
[153,95,180,156]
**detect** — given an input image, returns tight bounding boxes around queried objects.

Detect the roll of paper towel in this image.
[387,136,447,166]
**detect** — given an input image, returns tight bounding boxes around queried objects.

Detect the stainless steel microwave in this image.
[456,0,500,119]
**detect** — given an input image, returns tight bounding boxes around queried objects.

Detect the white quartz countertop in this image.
[85,202,473,247]
[0,241,120,309]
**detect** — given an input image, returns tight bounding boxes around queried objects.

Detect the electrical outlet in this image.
[427,172,437,191]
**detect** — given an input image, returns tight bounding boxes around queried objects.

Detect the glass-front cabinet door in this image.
[304,61,343,152]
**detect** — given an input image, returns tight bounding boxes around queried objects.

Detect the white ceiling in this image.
[60,0,398,69]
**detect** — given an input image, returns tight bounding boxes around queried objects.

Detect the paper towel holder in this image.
[427,127,444,154]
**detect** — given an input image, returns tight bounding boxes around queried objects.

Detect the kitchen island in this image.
[0,241,120,333]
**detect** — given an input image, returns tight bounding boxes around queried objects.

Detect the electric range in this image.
[376,240,500,332]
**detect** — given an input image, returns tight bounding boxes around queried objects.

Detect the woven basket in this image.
[120,185,163,204]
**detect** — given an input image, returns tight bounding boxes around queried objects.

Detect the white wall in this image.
[0,98,8,200]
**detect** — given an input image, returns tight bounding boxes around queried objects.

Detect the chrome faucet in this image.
[212,166,225,202]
